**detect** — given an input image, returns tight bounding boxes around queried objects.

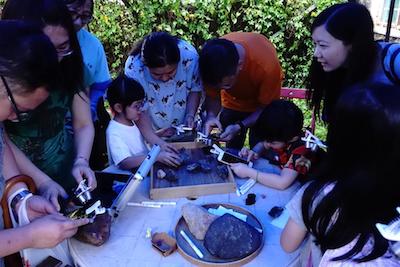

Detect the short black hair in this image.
[199,38,239,86]
[254,100,304,142]
[107,74,145,112]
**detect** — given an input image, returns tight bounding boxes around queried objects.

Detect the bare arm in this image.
[230,164,299,190]
[204,95,221,120]
[135,112,177,153]
[71,92,96,188]
[254,168,299,190]
[280,218,307,252]
[241,106,264,128]
[184,92,201,127]
[118,155,146,170]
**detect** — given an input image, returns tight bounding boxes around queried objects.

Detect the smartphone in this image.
[218,151,253,167]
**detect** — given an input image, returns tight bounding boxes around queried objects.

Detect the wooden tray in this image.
[150,143,236,200]
[175,203,264,266]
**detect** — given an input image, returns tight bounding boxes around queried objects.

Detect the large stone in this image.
[74,213,112,246]
[204,214,262,259]
[182,203,217,240]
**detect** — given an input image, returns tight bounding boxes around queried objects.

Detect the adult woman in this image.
[0,20,88,266]
[281,83,400,266]
[2,0,95,203]
[63,0,111,120]
[125,32,202,132]
[307,2,400,123]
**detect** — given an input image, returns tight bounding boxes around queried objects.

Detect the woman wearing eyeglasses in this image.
[2,0,96,210]
[64,0,111,121]
[0,20,89,266]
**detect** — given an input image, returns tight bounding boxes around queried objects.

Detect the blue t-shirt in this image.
[124,40,203,129]
[77,29,111,88]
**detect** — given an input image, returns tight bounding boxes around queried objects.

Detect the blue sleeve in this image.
[381,42,400,84]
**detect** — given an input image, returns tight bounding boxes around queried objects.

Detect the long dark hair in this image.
[0,20,58,94]
[302,83,400,262]
[2,0,84,93]
[307,3,377,122]
[130,32,180,68]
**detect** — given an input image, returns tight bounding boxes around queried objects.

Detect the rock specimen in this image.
[182,203,217,240]
[216,165,229,179]
[198,159,212,172]
[204,214,262,259]
[164,169,178,182]
[74,213,112,246]
[186,163,200,172]
[157,169,166,179]
[178,148,191,165]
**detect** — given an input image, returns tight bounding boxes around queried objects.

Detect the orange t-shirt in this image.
[206,32,283,112]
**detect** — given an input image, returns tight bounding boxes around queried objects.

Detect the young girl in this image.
[106,74,181,171]
[230,100,317,190]
[308,2,400,123]
[124,32,202,132]
[281,83,400,266]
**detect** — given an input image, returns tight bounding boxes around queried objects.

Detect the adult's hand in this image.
[184,114,195,129]
[157,151,181,167]
[27,214,89,248]
[25,195,57,221]
[239,147,259,162]
[72,159,97,190]
[38,179,68,211]
[229,163,254,179]
[219,123,241,142]
[204,117,222,135]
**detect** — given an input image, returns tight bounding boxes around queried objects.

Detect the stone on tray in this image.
[204,214,261,259]
[74,213,112,246]
[157,169,166,179]
[164,169,178,182]
[216,165,229,179]
[186,163,200,172]
[198,159,212,172]
[182,203,217,240]
[178,148,191,165]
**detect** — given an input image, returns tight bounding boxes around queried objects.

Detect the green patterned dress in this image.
[4,90,76,191]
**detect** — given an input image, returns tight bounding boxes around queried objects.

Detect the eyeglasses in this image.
[1,76,32,122]
[56,47,74,59]
[70,11,93,25]
[132,101,145,110]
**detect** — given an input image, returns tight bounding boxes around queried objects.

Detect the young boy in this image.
[106,74,181,171]
[230,100,316,190]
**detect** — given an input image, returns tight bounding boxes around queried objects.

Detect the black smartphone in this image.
[218,151,253,167]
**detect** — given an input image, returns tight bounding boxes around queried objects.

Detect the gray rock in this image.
[204,214,261,259]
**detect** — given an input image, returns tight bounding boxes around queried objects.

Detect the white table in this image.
[69,172,301,267]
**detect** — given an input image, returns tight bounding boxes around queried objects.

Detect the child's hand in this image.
[239,147,259,161]
[155,127,175,137]
[229,163,253,178]
[157,151,181,167]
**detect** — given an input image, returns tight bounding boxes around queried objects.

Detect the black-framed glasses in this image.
[1,76,32,122]
[70,11,93,25]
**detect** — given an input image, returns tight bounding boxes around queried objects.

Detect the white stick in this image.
[239,179,256,195]
[127,202,161,208]
[141,201,176,206]
[180,230,204,258]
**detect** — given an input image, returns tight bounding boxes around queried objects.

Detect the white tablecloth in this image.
[69,172,301,267]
